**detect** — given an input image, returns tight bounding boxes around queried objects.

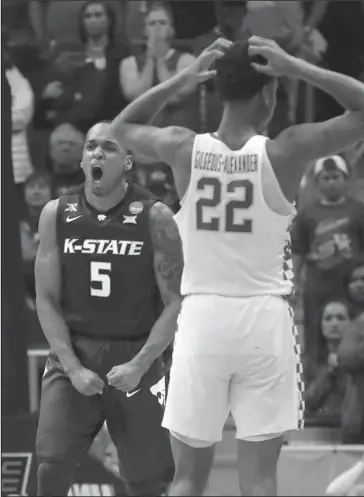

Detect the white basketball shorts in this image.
[162,294,304,443]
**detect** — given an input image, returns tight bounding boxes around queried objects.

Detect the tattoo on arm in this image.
[149,202,184,303]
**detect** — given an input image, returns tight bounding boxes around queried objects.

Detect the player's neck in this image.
[217,103,259,147]
[85,180,129,212]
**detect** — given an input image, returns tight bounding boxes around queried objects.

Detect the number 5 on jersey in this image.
[90,261,111,297]
[196,177,253,232]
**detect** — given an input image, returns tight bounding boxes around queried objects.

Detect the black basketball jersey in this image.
[56,183,161,339]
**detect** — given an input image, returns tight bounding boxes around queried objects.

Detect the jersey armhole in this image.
[261,137,296,217]
[174,134,200,222]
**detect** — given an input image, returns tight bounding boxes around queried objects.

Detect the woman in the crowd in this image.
[36,0,128,132]
[119,0,199,132]
[338,266,364,444]
[304,299,352,429]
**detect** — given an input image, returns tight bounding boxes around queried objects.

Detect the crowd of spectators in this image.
[3,0,364,443]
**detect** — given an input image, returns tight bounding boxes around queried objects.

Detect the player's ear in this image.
[125,154,133,171]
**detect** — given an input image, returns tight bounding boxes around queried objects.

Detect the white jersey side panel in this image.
[174,133,296,297]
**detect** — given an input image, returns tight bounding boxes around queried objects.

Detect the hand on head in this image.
[248,35,292,77]
[192,37,233,83]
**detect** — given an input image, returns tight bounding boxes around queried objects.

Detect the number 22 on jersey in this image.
[196,177,254,232]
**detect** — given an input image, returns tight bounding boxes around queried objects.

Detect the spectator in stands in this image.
[77,0,129,122]
[48,123,85,197]
[119,0,199,131]
[36,1,128,132]
[5,40,35,214]
[20,172,52,309]
[346,260,364,319]
[292,155,364,367]
[338,311,364,444]
[305,299,351,428]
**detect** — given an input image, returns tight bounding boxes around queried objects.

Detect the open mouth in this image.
[91,164,103,182]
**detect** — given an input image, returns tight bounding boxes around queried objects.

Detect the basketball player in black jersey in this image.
[35,121,183,496]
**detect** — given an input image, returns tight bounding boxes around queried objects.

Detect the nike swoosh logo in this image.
[126,388,141,398]
[66,215,82,223]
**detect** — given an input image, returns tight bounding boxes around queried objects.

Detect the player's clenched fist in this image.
[107,361,144,392]
[69,367,105,396]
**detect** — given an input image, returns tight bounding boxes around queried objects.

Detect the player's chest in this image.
[61,213,149,259]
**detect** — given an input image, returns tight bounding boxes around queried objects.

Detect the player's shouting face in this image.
[81,122,132,197]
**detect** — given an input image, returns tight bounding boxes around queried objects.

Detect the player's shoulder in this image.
[57,184,84,202]
[148,201,180,248]
[149,201,175,221]
[38,200,59,242]
[40,199,59,222]
[266,123,314,162]
[168,126,196,156]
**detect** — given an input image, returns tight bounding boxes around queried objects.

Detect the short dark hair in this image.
[214,39,273,102]
[86,121,132,156]
[86,120,111,140]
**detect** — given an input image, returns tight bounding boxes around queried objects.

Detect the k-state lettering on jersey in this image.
[174,133,296,297]
[57,183,161,338]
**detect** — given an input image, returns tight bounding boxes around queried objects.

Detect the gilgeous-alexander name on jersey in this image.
[174,133,296,298]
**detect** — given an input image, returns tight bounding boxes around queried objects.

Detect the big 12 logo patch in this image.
[1,453,32,496]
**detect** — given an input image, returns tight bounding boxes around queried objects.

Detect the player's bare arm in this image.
[135,202,184,368]
[107,202,183,391]
[249,36,364,201]
[35,201,104,395]
[110,38,232,197]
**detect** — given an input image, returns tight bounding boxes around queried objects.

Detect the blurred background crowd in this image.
[3,0,364,447]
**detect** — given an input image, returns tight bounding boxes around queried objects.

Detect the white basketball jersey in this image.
[174,133,296,297]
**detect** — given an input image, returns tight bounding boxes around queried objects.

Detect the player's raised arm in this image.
[110,38,232,169]
[35,200,82,374]
[128,202,184,374]
[248,36,364,200]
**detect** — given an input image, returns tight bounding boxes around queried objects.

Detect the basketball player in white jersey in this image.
[110,37,364,495]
